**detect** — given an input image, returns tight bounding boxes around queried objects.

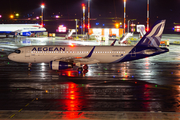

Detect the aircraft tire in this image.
[83,64,88,70]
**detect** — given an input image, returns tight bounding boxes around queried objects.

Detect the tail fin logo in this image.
[137,20,166,47]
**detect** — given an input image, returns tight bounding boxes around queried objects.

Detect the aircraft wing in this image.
[14,29,22,33]
[74,58,99,64]
[52,46,100,64]
[53,56,99,65]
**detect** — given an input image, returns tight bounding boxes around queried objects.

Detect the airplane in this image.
[0,24,46,37]
[8,20,169,73]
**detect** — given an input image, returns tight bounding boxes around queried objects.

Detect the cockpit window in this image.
[14,50,21,54]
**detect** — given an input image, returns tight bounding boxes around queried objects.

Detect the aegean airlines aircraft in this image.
[8,20,169,73]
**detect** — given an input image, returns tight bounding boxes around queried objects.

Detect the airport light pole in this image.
[124,0,126,34]
[88,0,90,40]
[147,0,149,31]
[82,3,85,35]
[88,0,90,30]
[41,3,45,26]
[128,20,130,33]
[75,19,78,38]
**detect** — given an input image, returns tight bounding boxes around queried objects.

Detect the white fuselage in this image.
[8,20,169,69]
[0,24,46,35]
[8,45,134,64]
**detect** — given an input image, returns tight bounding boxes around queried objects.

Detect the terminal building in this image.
[88,28,124,40]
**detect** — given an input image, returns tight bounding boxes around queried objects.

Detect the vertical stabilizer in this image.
[136,20,166,48]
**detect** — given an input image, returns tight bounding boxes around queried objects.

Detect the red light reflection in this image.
[58,69,88,77]
[58,82,86,112]
[59,70,79,77]
[62,111,83,119]
[145,58,149,69]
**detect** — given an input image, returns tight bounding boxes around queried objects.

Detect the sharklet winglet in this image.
[85,46,95,58]
[110,39,117,46]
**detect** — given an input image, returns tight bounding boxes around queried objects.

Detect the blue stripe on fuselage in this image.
[112,47,169,63]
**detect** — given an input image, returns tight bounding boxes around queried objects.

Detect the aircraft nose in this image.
[8,53,16,61]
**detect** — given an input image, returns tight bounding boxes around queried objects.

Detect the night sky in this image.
[0,0,180,33]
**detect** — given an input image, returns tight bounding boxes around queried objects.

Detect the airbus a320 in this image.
[8,20,169,73]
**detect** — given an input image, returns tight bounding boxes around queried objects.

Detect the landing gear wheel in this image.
[83,64,88,70]
[82,64,88,74]
[83,69,88,74]
[77,65,89,75]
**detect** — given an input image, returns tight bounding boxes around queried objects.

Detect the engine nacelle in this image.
[49,61,73,70]
[20,31,31,36]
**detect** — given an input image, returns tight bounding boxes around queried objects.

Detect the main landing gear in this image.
[78,64,88,74]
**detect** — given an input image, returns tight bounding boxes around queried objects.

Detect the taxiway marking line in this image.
[9,97,38,118]
[10,114,15,118]
[25,103,29,107]
[18,109,23,112]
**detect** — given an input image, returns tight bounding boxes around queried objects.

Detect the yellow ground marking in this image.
[10,114,15,118]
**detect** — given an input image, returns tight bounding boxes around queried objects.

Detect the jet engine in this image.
[49,61,73,70]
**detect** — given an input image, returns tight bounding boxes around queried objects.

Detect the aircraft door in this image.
[25,48,30,57]
[131,48,136,57]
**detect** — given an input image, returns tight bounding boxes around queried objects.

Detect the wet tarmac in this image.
[1,34,180,119]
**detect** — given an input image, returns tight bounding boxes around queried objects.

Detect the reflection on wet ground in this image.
[1,35,180,119]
